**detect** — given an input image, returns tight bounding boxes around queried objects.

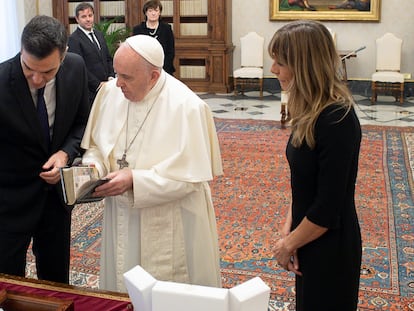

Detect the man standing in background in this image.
[68,2,115,103]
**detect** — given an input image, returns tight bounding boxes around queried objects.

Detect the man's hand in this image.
[39,150,69,184]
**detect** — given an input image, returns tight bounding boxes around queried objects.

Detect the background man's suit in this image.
[68,28,115,103]
[0,52,90,282]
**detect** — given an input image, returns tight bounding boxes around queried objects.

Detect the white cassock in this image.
[81,71,223,292]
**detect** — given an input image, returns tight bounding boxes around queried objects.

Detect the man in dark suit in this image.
[68,2,115,103]
[0,15,90,284]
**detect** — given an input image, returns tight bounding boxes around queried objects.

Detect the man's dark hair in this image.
[75,2,95,17]
[21,15,68,59]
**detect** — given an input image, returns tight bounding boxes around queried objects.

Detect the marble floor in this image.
[199,91,414,127]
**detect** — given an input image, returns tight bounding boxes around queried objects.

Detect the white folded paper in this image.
[123,265,270,311]
[123,265,157,311]
[152,281,229,311]
[229,276,270,311]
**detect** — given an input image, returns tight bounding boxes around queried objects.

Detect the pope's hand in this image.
[93,169,133,197]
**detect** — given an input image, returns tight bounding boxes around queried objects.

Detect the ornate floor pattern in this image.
[26,106,414,310]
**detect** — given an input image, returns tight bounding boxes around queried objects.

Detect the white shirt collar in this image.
[78,26,94,36]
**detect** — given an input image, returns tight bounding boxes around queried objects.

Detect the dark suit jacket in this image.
[68,28,115,102]
[0,52,91,232]
[133,22,175,75]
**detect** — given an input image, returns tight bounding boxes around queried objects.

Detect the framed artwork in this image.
[270,0,380,21]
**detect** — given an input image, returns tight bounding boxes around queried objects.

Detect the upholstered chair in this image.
[233,32,265,98]
[371,33,404,104]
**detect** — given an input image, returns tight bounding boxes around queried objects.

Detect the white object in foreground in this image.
[124,265,157,311]
[152,281,229,311]
[229,276,270,311]
[123,265,270,311]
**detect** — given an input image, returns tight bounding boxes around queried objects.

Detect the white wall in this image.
[21,0,414,80]
[232,0,414,80]
[19,0,53,29]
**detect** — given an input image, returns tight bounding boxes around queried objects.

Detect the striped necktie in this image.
[89,32,101,50]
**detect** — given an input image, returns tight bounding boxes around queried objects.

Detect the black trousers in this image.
[0,190,71,283]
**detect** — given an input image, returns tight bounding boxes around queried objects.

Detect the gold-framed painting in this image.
[270,0,380,21]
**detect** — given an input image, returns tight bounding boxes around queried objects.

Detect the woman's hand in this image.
[273,238,302,276]
[274,216,328,276]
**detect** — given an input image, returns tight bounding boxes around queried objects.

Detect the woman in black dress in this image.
[269,20,362,311]
[133,0,175,75]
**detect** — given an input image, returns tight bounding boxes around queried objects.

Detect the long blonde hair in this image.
[268,20,354,149]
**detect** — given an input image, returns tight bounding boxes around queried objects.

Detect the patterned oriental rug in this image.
[26,118,414,310]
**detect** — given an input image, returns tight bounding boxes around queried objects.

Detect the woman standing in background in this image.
[133,0,175,75]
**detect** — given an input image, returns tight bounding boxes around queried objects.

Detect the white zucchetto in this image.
[125,35,164,68]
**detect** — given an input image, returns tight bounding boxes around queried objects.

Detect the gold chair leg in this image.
[234,78,238,96]
[371,82,376,103]
[371,92,377,103]
[281,103,287,128]
[259,79,263,98]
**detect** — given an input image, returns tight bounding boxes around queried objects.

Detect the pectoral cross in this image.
[117,153,129,169]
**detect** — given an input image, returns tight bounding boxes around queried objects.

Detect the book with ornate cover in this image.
[59,165,109,205]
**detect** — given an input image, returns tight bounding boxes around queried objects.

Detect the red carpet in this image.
[213,118,414,310]
[27,118,414,310]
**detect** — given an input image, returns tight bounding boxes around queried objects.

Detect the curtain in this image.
[0,0,20,62]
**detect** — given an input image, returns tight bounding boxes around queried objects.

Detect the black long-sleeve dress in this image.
[133,21,176,75]
[286,104,362,311]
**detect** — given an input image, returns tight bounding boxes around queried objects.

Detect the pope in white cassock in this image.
[81,35,223,292]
